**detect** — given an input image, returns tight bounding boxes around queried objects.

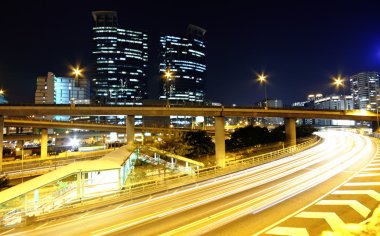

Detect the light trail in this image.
[5,131,375,236]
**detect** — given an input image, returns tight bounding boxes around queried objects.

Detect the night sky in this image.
[1,0,380,105]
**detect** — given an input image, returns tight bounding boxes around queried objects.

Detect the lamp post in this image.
[164,68,173,108]
[333,76,346,112]
[257,73,268,109]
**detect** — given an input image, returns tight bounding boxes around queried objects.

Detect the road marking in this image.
[265,227,309,236]
[35,222,50,230]
[355,173,380,177]
[114,203,125,210]
[316,200,370,218]
[367,163,380,167]
[0,228,14,235]
[362,167,380,172]
[295,212,345,232]
[344,182,380,186]
[332,190,380,201]
[77,210,93,219]
[34,219,56,230]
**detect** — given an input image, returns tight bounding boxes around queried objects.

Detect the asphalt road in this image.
[2,131,376,236]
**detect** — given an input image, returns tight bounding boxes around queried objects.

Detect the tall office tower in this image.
[350,72,379,111]
[91,11,148,105]
[35,72,90,105]
[159,24,206,104]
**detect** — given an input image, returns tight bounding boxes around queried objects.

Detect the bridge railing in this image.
[226,135,320,167]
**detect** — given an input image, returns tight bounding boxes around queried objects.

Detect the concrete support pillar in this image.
[0,116,3,173]
[215,116,226,168]
[285,118,296,146]
[40,128,48,158]
[126,115,135,145]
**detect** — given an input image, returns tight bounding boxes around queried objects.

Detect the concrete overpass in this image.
[0,104,378,169]
[0,104,378,120]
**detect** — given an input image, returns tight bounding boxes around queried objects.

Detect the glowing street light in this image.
[333,76,346,112]
[164,68,173,108]
[0,89,4,96]
[257,73,268,109]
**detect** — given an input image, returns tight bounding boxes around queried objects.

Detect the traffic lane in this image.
[97,135,369,235]
[11,150,339,236]
[7,132,360,235]
[205,141,376,235]
[8,135,341,235]
[205,171,358,236]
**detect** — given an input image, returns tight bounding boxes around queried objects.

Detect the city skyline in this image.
[2,1,380,105]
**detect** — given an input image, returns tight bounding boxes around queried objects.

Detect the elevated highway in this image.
[1,104,378,168]
[0,104,378,121]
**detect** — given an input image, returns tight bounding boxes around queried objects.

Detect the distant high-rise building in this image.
[159,24,206,104]
[314,94,354,126]
[256,99,283,125]
[35,72,90,105]
[350,72,379,111]
[91,11,148,105]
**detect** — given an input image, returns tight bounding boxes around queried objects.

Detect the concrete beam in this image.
[285,118,296,146]
[0,116,3,173]
[215,116,226,168]
[0,105,378,121]
[126,115,135,145]
[40,128,48,158]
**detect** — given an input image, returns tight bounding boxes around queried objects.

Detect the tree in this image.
[154,131,214,158]
[226,126,273,150]
[183,131,215,157]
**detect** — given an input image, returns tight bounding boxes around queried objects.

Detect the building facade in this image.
[350,72,379,111]
[35,72,90,105]
[91,11,148,105]
[159,24,206,105]
[313,95,354,126]
[256,99,284,125]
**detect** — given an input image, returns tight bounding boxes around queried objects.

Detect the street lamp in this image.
[71,66,83,79]
[257,73,268,109]
[164,68,173,108]
[0,89,4,96]
[333,76,346,112]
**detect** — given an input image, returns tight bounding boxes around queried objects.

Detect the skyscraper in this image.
[159,24,206,104]
[91,11,148,105]
[350,72,379,111]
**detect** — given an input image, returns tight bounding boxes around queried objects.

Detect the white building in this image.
[350,72,379,111]
[35,72,90,105]
[35,72,90,121]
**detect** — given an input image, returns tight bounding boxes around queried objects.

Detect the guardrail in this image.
[21,135,321,225]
